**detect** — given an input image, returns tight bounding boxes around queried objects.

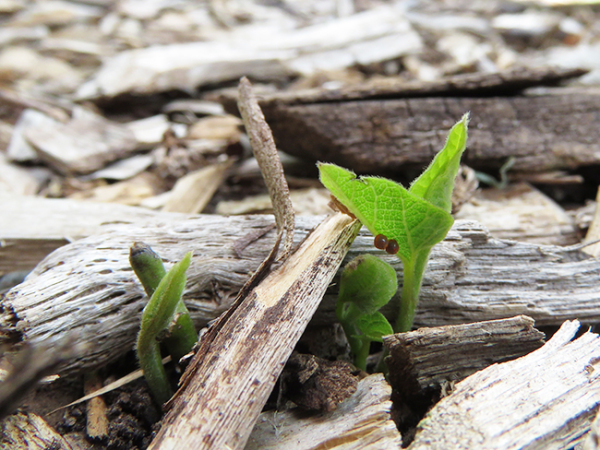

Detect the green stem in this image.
[354,338,370,372]
[136,339,172,406]
[395,251,429,333]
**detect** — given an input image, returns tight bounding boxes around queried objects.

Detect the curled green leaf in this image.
[338,255,397,315]
[356,312,394,342]
[409,113,469,212]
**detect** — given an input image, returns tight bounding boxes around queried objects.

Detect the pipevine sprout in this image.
[320,113,469,333]
[336,254,397,371]
[130,243,196,405]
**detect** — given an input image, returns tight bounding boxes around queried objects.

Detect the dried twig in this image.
[237,77,295,260]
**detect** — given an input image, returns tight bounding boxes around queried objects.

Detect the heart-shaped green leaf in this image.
[318,163,454,263]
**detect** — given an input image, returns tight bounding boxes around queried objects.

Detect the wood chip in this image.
[409,320,600,450]
[383,315,545,402]
[246,374,401,450]
[0,412,74,450]
[84,371,108,441]
[7,108,61,162]
[455,182,578,245]
[25,107,138,175]
[68,172,161,206]
[583,186,600,257]
[161,161,231,214]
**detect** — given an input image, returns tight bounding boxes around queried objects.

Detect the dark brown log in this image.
[383,316,545,404]
[262,88,600,174]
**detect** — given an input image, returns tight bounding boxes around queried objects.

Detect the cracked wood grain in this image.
[383,315,545,404]
[2,214,600,376]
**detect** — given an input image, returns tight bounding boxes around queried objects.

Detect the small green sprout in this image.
[337,255,397,371]
[130,243,197,405]
[320,114,469,333]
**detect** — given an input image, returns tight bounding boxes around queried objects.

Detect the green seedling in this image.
[475,156,515,189]
[320,113,468,333]
[130,243,196,405]
[337,255,397,371]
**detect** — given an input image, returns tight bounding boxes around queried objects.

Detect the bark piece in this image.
[260,88,600,174]
[3,208,600,376]
[254,66,588,106]
[147,212,361,450]
[408,320,600,450]
[282,353,359,412]
[0,412,74,450]
[383,315,545,403]
[24,108,138,175]
[245,374,402,450]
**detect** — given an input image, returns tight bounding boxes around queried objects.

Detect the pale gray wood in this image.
[0,412,75,450]
[245,374,401,450]
[24,108,138,175]
[75,4,421,99]
[2,211,600,376]
[455,183,579,246]
[383,315,545,402]
[0,194,189,272]
[408,320,600,450]
[148,213,361,450]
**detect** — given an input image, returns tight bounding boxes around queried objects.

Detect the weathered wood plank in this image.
[248,66,588,106]
[383,316,545,403]
[261,89,600,173]
[408,320,600,450]
[0,195,188,273]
